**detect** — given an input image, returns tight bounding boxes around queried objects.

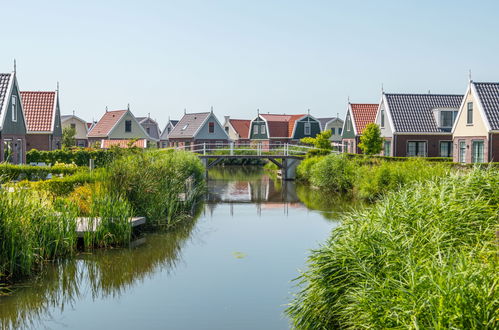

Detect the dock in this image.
[76,216,146,237]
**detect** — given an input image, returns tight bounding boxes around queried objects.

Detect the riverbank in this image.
[287,163,499,328]
[0,149,204,287]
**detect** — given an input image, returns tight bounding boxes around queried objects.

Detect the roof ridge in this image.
[473,81,499,85]
[384,93,463,97]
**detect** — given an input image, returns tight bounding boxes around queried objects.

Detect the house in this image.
[87,107,153,147]
[136,115,161,143]
[167,110,229,150]
[341,103,378,153]
[452,81,499,163]
[61,113,89,147]
[223,116,251,145]
[249,113,321,148]
[0,72,27,164]
[159,118,178,148]
[318,117,344,142]
[375,93,462,157]
[21,90,62,151]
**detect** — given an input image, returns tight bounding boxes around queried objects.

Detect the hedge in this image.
[26,148,134,167]
[344,153,453,162]
[0,163,82,183]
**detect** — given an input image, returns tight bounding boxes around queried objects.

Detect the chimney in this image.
[224,115,230,123]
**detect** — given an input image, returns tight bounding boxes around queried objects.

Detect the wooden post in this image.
[89,158,95,171]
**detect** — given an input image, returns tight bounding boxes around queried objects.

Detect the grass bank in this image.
[287,168,499,329]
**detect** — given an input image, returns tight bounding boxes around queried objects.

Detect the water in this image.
[0,167,351,330]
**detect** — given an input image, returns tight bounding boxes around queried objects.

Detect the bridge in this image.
[173,143,337,180]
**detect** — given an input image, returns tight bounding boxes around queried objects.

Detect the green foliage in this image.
[26,147,136,167]
[358,123,384,155]
[0,163,81,183]
[301,130,332,157]
[287,169,499,329]
[296,156,324,181]
[62,126,76,148]
[309,154,355,192]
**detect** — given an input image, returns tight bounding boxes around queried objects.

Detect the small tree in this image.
[358,123,383,155]
[301,130,332,156]
[62,126,76,148]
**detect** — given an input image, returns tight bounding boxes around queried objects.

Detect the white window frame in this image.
[260,124,266,135]
[11,95,17,122]
[253,125,258,134]
[304,122,311,135]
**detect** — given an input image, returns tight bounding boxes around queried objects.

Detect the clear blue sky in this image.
[2,0,499,127]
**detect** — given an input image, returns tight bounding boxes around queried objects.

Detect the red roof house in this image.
[223,116,251,144]
[341,103,379,154]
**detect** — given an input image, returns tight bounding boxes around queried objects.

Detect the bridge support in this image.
[281,158,301,180]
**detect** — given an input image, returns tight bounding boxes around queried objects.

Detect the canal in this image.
[0,167,350,329]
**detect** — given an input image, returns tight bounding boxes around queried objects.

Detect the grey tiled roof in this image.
[0,73,12,117]
[168,112,210,138]
[137,117,161,139]
[385,93,463,133]
[318,117,342,130]
[473,82,499,130]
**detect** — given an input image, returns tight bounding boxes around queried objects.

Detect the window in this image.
[253,124,258,134]
[347,118,351,131]
[225,126,229,133]
[384,140,391,156]
[407,141,427,157]
[261,124,266,134]
[70,123,76,129]
[11,95,17,122]
[472,140,484,163]
[467,102,473,124]
[440,110,457,128]
[338,127,342,135]
[146,127,150,134]
[381,109,385,128]
[331,127,336,135]
[167,127,171,133]
[459,141,466,163]
[439,141,453,157]
[125,120,132,132]
[208,122,215,133]
[304,122,311,135]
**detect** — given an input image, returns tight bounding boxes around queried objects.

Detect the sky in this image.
[2,0,499,128]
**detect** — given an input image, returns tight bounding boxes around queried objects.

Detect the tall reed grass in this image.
[287,168,499,329]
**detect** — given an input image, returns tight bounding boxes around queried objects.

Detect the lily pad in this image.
[232,251,247,259]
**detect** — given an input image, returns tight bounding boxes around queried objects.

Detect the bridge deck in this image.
[198,155,303,159]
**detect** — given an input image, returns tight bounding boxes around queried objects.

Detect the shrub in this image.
[309,154,355,192]
[296,156,324,181]
[26,147,138,167]
[0,163,80,183]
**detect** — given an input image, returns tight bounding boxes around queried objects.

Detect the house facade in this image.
[223,116,250,145]
[61,114,89,147]
[375,93,462,157]
[136,116,161,145]
[87,108,152,147]
[341,103,378,154]
[159,119,178,148]
[168,111,229,150]
[0,72,27,164]
[452,82,499,163]
[249,113,321,148]
[21,90,62,151]
[318,117,344,142]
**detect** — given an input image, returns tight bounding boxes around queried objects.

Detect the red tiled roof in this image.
[287,114,305,137]
[229,119,250,138]
[350,104,378,135]
[21,91,56,132]
[101,139,147,149]
[260,114,306,138]
[88,110,127,137]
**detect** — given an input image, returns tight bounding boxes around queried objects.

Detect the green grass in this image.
[287,168,499,329]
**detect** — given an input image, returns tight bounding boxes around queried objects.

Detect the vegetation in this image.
[301,130,333,157]
[287,168,499,329]
[26,147,135,167]
[62,126,76,148]
[0,162,81,183]
[358,123,384,155]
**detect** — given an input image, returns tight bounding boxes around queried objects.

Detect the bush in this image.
[296,156,324,181]
[309,154,355,192]
[26,147,138,167]
[287,169,499,329]
[0,163,81,183]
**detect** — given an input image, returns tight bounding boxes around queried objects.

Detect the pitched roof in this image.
[384,94,462,133]
[159,119,179,140]
[168,112,210,139]
[259,114,306,138]
[350,104,378,135]
[0,74,12,117]
[87,110,127,137]
[229,119,250,138]
[473,82,499,130]
[318,117,342,130]
[20,91,57,132]
[136,116,160,140]
[100,139,147,149]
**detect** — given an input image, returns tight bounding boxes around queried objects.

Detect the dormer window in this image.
[434,109,458,129]
[261,124,266,134]
[11,95,17,122]
[304,122,311,135]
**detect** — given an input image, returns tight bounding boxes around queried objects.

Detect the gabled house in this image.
[87,108,152,147]
[61,113,89,147]
[318,117,344,142]
[167,110,229,150]
[21,90,62,151]
[136,115,161,142]
[159,118,178,148]
[341,103,378,153]
[0,72,27,164]
[223,116,251,145]
[452,81,499,163]
[375,93,462,157]
[249,113,321,148]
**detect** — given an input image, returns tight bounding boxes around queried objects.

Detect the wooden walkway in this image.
[76,216,146,237]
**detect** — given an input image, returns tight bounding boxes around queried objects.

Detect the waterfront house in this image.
[249,113,321,148]
[0,72,27,163]
[318,117,344,143]
[452,81,499,163]
[61,113,89,147]
[341,103,378,153]
[375,93,462,157]
[223,116,251,145]
[87,107,152,147]
[159,118,178,148]
[136,115,161,144]
[167,109,229,150]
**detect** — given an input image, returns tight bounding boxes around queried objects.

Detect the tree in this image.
[62,126,76,148]
[301,130,333,156]
[358,123,383,155]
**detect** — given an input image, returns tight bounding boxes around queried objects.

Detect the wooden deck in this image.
[76,216,146,237]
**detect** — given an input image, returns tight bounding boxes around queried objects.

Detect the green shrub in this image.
[0,163,81,183]
[296,156,324,181]
[287,169,499,329]
[26,147,138,167]
[309,154,355,192]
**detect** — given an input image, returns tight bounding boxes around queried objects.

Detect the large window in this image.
[467,102,473,124]
[407,141,427,157]
[125,120,132,132]
[304,122,311,135]
[384,140,391,156]
[439,141,452,157]
[440,110,458,128]
[459,141,466,163]
[208,122,215,133]
[472,140,484,163]
[11,95,17,122]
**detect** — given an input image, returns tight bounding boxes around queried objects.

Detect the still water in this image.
[0,167,350,330]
